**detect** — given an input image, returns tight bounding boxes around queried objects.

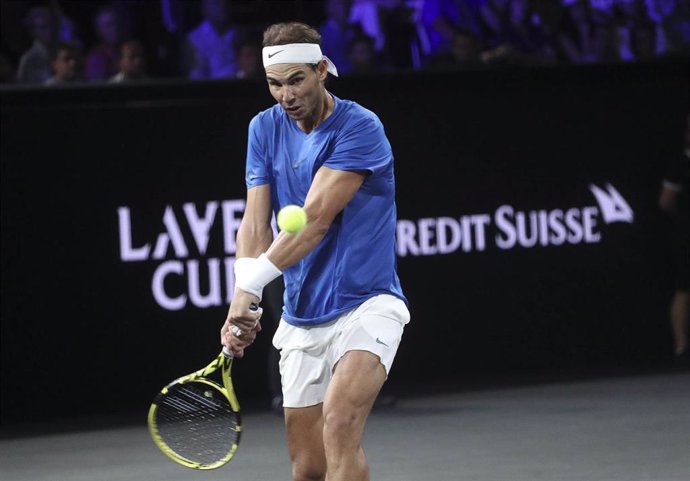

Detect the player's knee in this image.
[322,408,361,450]
[292,460,326,481]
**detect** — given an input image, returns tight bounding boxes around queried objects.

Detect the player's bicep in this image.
[303,166,365,231]
[237,184,273,256]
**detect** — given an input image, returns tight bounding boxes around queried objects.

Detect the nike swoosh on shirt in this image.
[267,49,285,58]
[376,338,389,347]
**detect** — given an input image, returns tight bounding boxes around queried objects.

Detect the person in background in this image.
[347,33,379,74]
[45,40,82,85]
[428,27,484,67]
[234,32,263,80]
[85,5,124,82]
[320,0,355,75]
[658,115,690,365]
[16,6,57,84]
[662,0,690,58]
[421,0,484,57]
[184,0,237,79]
[109,39,147,83]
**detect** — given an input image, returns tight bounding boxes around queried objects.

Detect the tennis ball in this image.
[277,205,307,234]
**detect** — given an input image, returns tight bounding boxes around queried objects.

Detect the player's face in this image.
[265,62,328,123]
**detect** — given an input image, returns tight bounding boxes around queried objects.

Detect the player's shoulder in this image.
[249,104,285,131]
[333,97,383,130]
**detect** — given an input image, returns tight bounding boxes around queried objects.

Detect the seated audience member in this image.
[234,34,262,80]
[85,5,124,82]
[421,0,484,56]
[16,6,57,84]
[45,41,82,85]
[630,20,657,61]
[320,0,356,75]
[109,40,147,83]
[185,0,237,79]
[347,33,379,74]
[433,27,483,67]
[662,0,690,57]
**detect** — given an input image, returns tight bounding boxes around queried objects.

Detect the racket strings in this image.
[154,382,240,465]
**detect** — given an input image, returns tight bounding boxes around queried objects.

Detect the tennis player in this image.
[220,21,409,481]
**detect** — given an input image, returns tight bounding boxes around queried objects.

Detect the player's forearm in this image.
[236,219,273,258]
[265,218,329,270]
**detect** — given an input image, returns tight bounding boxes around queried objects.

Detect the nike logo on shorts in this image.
[376,338,389,347]
[268,49,285,58]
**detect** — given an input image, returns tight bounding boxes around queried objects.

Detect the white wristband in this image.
[234,253,282,301]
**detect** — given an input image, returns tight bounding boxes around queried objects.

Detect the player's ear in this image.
[317,59,328,81]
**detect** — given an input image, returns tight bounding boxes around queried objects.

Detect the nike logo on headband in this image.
[267,49,285,59]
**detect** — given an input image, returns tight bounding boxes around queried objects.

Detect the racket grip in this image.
[222,346,234,359]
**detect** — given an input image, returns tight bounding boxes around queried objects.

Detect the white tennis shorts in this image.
[272,294,410,408]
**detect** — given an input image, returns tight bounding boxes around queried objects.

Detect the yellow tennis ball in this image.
[277,205,307,234]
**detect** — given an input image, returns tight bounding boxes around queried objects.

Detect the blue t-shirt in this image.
[245,94,407,326]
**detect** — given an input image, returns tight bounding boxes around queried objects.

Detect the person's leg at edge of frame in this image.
[322,349,387,481]
[671,290,689,356]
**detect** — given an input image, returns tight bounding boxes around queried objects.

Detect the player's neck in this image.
[299,91,333,134]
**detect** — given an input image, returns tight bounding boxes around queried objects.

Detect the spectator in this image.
[630,19,657,61]
[658,115,690,364]
[378,0,421,69]
[428,27,484,68]
[502,0,558,63]
[320,0,356,75]
[349,0,402,53]
[347,33,379,74]
[85,5,124,82]
[234,33,262,80]
[16,6,57,84]
[421,0,484,56]
[109,39,147,83]
[184,0,238,80]
[662,0,690,58]
[559,0,596,63]
[45,41,82,85]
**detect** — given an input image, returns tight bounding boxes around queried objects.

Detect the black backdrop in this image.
[1,62,688,425]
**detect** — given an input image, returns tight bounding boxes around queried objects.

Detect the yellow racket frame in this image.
[148,351,242,469]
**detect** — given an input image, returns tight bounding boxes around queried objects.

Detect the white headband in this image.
[262,43,339,77]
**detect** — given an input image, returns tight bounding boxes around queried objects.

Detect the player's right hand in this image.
[222,288,263,357]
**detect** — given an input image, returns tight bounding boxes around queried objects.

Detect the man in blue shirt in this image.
[221,21,409,481]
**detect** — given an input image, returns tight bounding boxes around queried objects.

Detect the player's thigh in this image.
[284,404,327,473]
[323,350,387,437]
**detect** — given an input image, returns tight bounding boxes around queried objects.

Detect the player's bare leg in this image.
[285,404,327,481]
[322,350,387,481]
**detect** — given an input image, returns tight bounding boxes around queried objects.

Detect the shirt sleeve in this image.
[323,113,392,177]
[245,115,272,188]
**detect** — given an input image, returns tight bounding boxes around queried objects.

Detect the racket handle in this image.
[223,302,259,359]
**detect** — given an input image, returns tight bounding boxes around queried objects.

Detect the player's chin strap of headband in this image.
[262,43,339,77]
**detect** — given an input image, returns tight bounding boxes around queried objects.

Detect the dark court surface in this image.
[1,370,688,481]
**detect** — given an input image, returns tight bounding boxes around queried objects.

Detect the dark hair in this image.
[51,41,81,61]
[348,33,375,51]
[262,22,321,47]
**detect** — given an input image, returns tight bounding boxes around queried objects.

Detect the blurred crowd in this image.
[0,0,688,86]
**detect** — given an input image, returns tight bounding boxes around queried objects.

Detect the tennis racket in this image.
[148,347,241,469]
